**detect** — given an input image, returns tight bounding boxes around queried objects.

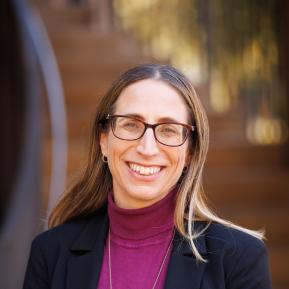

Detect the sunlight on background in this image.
[114,0,208,85]
[247,116,288,145]
[113,0,288,145]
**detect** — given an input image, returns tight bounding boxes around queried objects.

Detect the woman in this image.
[23,64,272,289]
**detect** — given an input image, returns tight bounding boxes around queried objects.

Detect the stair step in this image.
[36,2,95,30]
[214,205,289,244]
[204,166,289,205]
[50,31,141,55]
[61,67,155,106]
[58,61,139,77]
[207,144,287,166]
[269,245,289,288]
[209,112,244,131]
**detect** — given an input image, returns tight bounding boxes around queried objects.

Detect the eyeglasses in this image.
[104,114,195,147]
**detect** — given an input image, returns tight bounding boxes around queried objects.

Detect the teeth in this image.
[129,163,161,176]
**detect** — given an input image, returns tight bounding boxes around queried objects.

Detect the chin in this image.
[128,186,166,203]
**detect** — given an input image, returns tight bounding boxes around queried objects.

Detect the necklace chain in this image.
[108,228,175,289]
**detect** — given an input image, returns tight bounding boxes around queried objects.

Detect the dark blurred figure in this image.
[0,0,42,288]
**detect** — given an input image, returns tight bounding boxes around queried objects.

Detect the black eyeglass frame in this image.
[103,114,195,147]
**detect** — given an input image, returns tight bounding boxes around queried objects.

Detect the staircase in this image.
[36,2,289,288]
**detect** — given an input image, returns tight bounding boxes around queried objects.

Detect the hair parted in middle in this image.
[48,63,263,262]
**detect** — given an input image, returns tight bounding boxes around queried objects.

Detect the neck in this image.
[108,187,177,240]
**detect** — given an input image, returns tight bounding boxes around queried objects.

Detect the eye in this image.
[118,118,142,131]
[158,124,180,136]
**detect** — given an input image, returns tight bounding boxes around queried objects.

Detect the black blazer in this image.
[23,207,272,289]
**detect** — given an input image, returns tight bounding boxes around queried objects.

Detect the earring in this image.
[102,155,108,163]
[182,166,188,174]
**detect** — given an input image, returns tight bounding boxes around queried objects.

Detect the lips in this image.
[128,162,162,176]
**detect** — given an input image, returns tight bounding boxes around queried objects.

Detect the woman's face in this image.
[100,79,191,209]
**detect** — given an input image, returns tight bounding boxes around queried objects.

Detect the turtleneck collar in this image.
[108,187,177,240]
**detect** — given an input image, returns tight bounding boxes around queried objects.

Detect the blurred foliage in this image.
[114,0,207,83]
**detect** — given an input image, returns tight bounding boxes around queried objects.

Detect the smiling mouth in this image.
[128,162,162,176]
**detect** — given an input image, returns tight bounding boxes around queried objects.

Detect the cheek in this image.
[106,135,132,168]
[167,147,188,170]
[106,132,120,154]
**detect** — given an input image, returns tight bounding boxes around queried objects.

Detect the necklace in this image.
[108,228,175,289]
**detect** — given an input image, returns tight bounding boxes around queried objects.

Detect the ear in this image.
[99,132,108,157]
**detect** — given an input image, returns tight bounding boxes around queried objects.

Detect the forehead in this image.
[114,79,190,123]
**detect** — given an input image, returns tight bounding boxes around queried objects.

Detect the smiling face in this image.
[100,79,191,209]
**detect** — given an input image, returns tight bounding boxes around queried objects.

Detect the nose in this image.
[136,128,159,156]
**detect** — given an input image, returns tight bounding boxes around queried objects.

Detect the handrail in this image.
[11,0,67,226]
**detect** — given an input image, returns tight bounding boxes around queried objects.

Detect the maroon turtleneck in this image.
[97,188,177,289]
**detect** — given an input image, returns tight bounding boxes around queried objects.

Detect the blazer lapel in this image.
[164,223,208,289]
[66,210,109,289]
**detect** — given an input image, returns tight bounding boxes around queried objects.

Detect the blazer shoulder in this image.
[204,222,266,256]
[32,209,106,249]
[205,222,265,251]
[32,217,87,247]
[204,222,271,287]
[202,223,272,287]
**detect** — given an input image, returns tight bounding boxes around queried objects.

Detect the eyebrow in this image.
[121,113,185,124]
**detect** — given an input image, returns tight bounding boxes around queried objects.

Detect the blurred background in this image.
[1,0,289,288]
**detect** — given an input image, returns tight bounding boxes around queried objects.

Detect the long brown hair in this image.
[49,63,263,261]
